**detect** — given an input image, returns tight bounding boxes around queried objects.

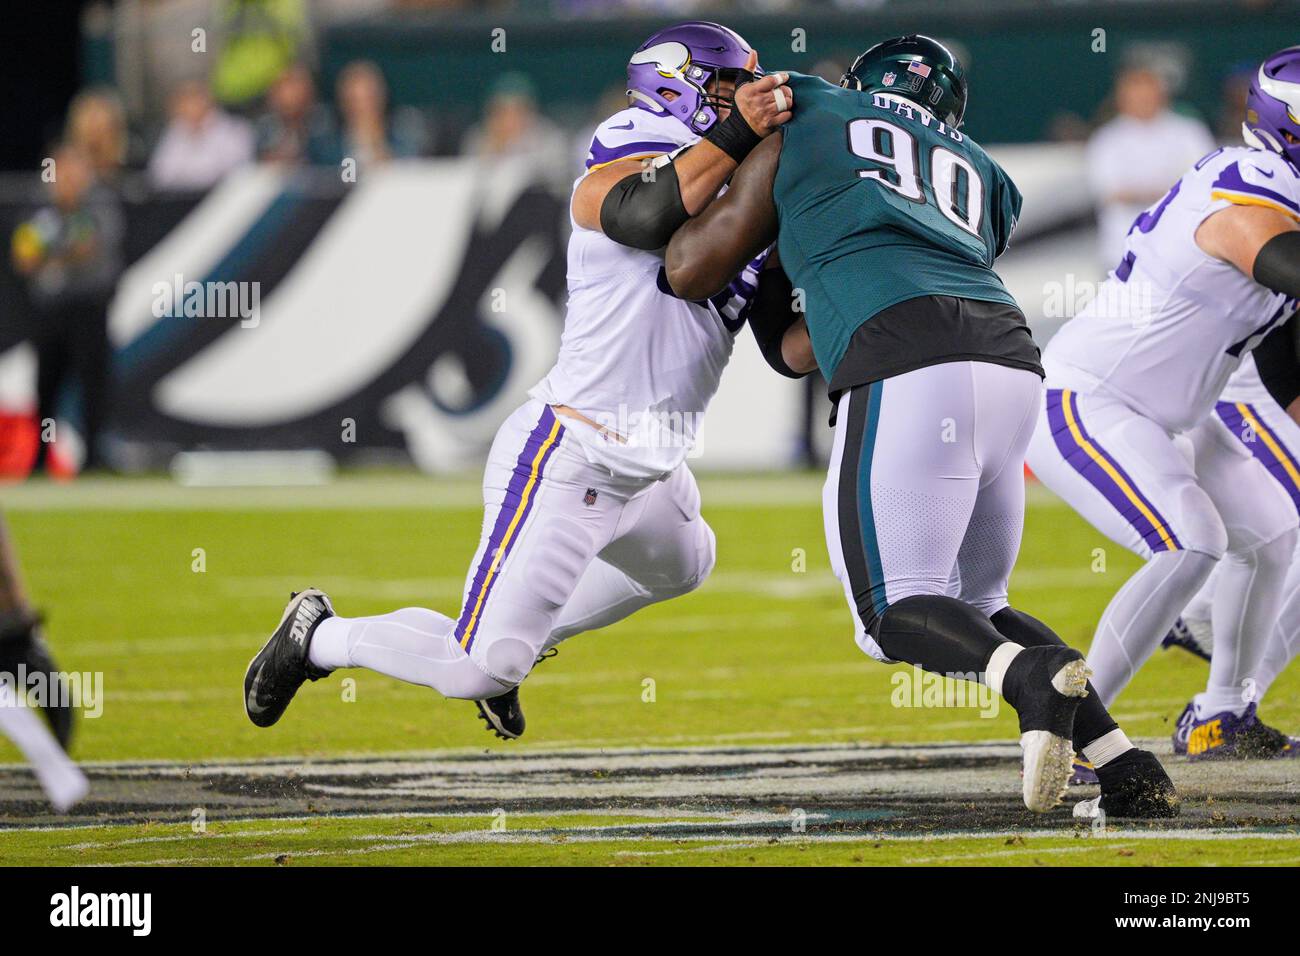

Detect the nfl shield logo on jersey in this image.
[584,487,599,507]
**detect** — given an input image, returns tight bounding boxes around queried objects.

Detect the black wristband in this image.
[705,108,763,164]
[1253,230,1300,300]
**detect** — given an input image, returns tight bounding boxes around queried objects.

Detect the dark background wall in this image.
[316,0,1292,143]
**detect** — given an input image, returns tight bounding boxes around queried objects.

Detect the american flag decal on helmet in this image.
[907,60,932,78]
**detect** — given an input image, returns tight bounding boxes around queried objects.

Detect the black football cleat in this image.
[244,589,333,728]
[0,611,75,750]
[473,647,557,740]
[1004,645,1092,813]
[475,687,525,740]
[1073,748,1180,819]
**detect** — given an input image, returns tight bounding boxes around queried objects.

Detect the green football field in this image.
[1,473,1297,866]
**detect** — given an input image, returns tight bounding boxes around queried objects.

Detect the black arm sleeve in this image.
[1253,230,1300,299]
[1253,311,1300,409]
[748,266,807,379]
[598,159,689,251]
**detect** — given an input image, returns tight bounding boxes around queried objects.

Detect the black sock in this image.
[990,607,1119,750]
[874,594,1008,677]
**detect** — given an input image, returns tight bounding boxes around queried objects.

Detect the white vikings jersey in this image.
[530,107,769,481]
[1044,146,1300,433]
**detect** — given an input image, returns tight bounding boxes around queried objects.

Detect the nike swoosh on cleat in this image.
[246,667,269,714]
[609,120,635,130]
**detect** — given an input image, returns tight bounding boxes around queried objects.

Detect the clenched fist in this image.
[734,50,794,136]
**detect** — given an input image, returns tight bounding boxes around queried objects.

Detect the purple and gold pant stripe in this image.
[1045,389,1182,553]
[455,407,565,652]
[1216,401,1300,514]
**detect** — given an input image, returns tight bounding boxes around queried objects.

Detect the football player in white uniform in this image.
[1026,47,1300,761]
[243,22,796,737]
[1162,350,1300,756]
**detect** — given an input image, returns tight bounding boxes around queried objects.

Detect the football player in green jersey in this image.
[666,35,1177,819]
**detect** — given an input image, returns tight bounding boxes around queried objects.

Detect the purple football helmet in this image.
[1244,46,1300,170]
[626,21,759,135]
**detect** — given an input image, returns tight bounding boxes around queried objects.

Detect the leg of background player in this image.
[1087,549,1218,705]
[1256,566,1300,701]
[1191,415,1298,716]
[1025,388,1227,707]
[0,513,87,811]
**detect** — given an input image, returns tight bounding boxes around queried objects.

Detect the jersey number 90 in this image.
[847,118,984,236]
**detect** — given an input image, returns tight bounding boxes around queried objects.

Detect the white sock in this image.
[0,684,88,813]
[1196,531,1294,718]
[307,608,506,700]
[1087,549,1217,706]
[984,642,1023,697]
[1082,727,1133,768]
[545,558,654,651]
[1249,544,1300,702]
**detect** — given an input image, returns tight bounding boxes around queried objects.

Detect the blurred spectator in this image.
[462,73,568,179]
[255,63,337,164]
[329,61,427,170]
[148,80,255,191]
[10,144,123,473]
[1086,66,1214,271]
[1217,63,1256,144]
[65,89,130,185]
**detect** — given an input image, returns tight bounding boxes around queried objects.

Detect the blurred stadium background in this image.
[1,0,1292,478]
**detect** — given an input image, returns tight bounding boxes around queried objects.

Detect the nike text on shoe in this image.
[1185,702,1293,760]
[1003,645,1092,813]
[243,590,334,728]
[1073,748,1179,820]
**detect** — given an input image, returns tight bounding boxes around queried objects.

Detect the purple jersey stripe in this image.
[1045,390,1182,552]
[455,407,564,650]
[1212,162,1300,215]
[1217,401,1300,514]
[586,136,678,169]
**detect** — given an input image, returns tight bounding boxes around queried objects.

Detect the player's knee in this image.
[654,520,717,599]
[1170,484,1228,558]
[481,638,536,688]
[1236,525,1298,574]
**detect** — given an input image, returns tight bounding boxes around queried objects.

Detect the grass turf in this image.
[2,474,1296,865]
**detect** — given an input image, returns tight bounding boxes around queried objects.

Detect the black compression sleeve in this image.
[1253,230,1300,299]
[598,160,689,251]
[748,267,806,378]
[1253,312,1300,409]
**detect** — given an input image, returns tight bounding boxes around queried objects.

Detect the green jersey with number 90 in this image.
[773,72,1027,388]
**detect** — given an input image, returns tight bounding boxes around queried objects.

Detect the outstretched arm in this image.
[664,133,781,299]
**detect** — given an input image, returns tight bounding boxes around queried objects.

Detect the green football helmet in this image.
[840,34,968,127]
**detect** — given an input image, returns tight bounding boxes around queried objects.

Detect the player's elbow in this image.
[664,242,724,301]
